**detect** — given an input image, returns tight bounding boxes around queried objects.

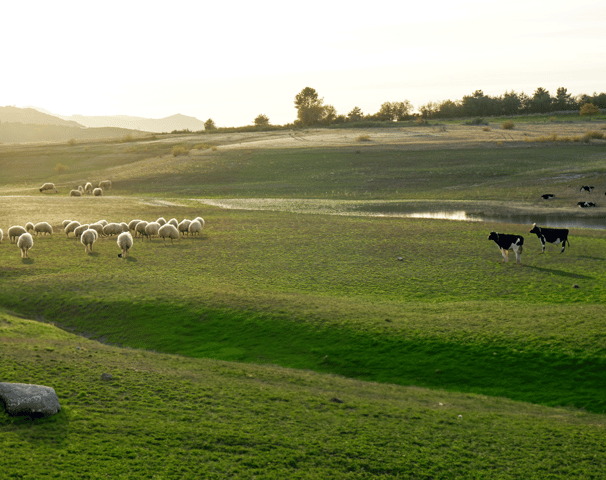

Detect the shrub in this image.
[194,143,212,150]
[415,118,428,126]
[172,145,190,157]
[502,121,515,130]
[482,127,491,132]
[580,103,599,116]
[121,134,135,142]
[54,163,69,173]
[465,117,488,126]
[356,134,372,142]
[583,130,605,140]
[67,138,77,146]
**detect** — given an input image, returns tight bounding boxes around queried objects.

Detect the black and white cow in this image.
[488,232,524,264]
[578,201,596,208]
[580,185,594,193]
[529,223,569,253]
[541,194,555,200]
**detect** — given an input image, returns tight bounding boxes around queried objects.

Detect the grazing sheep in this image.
[69,189,82,197]
[158,224,180,245]
[17,232,33,258]
[65,221,81,237]
[120,222,129,233]
[34,222,53,236]
[73,224,90,239]
[134,221,149,239]
[144,222,160,240]
[78,185,84,194]
[188,220,202,236]
[168,218,179,228]
[8,226,27,243]
[88,223,104,235]
[0,228,3,244]
[193,217,205,229]
[178,219,191,236]
[96,220,108,227]
[156,217,167,226]
[102,223,122,237]
[80,229,98,253]
[84,182,93,194]
[62,220,73,229]
[117,232,133,258]
[39,183,57,193]
[128,219,143,235]
[25,222,35,234]
[99,180,112,190]
[92,188,103,196]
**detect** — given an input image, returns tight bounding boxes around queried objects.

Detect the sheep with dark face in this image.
[17,232,33,258]
[117,232,133,258]
[39,183,57,193]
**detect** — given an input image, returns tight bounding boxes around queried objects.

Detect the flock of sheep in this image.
[0,216,205,260]
[39,179,112,197]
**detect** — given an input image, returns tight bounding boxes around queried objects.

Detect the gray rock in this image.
[100,373,113,381]
[0,382,61,417]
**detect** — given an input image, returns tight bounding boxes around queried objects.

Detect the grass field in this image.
[1,122,606,477]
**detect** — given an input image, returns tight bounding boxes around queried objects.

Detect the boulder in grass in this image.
[0,383,61,417]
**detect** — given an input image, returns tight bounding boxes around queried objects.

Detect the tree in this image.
[347,106,364,122]
[554,87,576,111]
[501,90,522,115]
[531,87,552,113]
[294,87,327,126]
[580,103,599,117]
[204,118,216,130]
[254,114,270,126]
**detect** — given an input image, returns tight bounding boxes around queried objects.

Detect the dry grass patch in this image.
[356,134,372,142]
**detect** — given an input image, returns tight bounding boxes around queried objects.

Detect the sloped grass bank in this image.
[2,313,606,478]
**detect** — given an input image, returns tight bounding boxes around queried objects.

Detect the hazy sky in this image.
[3,0,605,126]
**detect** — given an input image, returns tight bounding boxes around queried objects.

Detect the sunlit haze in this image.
[3,0,605,127]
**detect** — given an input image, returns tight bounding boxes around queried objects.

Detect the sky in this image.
[2,0,605,127]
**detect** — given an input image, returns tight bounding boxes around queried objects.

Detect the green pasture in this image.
[2,313,605,479]
[1,133,606,476]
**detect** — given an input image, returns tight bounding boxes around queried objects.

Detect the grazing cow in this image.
[541,194,555,200]
[580,185,594,193]
[529,223,569,253]
[488,232,524,264]
[578,201,596,208]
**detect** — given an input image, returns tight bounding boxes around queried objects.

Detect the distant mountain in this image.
[0,106,84,127]
[30,108,206,133]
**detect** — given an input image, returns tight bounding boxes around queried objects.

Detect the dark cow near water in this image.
[529,223,569,253]
[578,201,596,208]
[488,232,524,264]
[541,194,555,200]
[580,185,594,193]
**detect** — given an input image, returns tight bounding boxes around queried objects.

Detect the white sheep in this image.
[135,221,149,239]
[8,226,27,243]
[62,220,73,229]
[117,232,133,258]
[99,180,112,190]
[102,223,122,237]
[168,218,179,228]
[39,183,57,193]
[96,220,108,226]
[120,222,129,233]
[128,219,143,236]
[69,189,82,197]
[80,229,98,253]
[92,188,103,196]
[25,222,35,234]
[193,217,205,229]
[34,222,53,236]
[73,224,90,239]
[0,228,3,244]
[87,223,104,235]
[84,182,93,194]
[65,221,81,237]
[156,217,167,226]
[178,219,191,236]
[144,222,160,240]
[78,185,84,194]
[17,232,33,258]
[158,224,180,245]
[188,220,202,236]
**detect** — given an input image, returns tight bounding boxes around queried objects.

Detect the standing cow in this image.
[488,232,524,264]
[529,223,569,253]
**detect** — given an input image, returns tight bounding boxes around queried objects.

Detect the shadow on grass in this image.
[525,265,593,280]
[0,408,69,444]
[21,258,34,265]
